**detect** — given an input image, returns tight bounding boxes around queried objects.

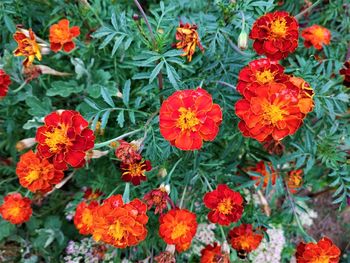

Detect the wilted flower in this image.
[49,19,80,52]
[120,159,152,185]
[23,64,71,83]
[287,169,303,193]
[0,69,11,98]
[16,137,36,151]
[0,193,32,224]
[143,186,169,214]
[83,188,104,201]
[301,25,331,50]
[115,140,141,164]
[246,161,277,188]
[339,61,350,87]
[154,251,176,263]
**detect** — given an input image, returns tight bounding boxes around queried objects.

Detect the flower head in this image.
[49,19,80,52]
[13,28,42,67]
[143,187,169,214]
[287,169,303,194]
[249,11,298,60]
[160,88,222,150]
[203,184,244,226]
[0,69,11,98]
[200,243,230,263]
[16,150,64,193]
[301,25,331,50]
[115,140,142,164]
[228,224,263,256]
[246,161,277,188]
[36,110,95,170]
[340,61,350,87]
[175,22,204,62]
[120,159,151,186]
[296,237,341,263]
[0,193,32,224]
[74,201,99,235]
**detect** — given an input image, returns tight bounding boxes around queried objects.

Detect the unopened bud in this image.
[159,183,170,194]
[116,90,123,98]
[238,30,248,50]
[86,150,109,160]
[132,14,140,21]
[16,138,36,151]
[158,167,168,178]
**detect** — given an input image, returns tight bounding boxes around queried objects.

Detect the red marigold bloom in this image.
[339,61,350,87]
[120,159,151,186]
[200,243,230,263]
[159,208,197,252]
[143,188,168,214]
[159,88,222,150]
[203,184,244,226]
[247,161,277,188]
[228,224,263,254]
[0,69,11,98]
[115,140,142,164]
[73,201,98,235]
[175,22,204,62]
[249,11,299,60]
[296,237,341,263]
[0,193,32,224]
[49,19,80,53]
[301,25,331,50]
[16,150,64,193]
[287,169,303,194]
[13,29,42,67]
[36,110,95,170]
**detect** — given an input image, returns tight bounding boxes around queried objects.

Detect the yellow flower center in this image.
[44,125,71,153]
[270,18,287,37]
[129,162,144,177]
[176,107,200,131]
[26,170,40,184]
[238,237,252,251]
[9,206,21,217]
[53,27,70,43]
[313,27,325,39]
[255,70,275,84]
[81,210,93,227]
[313,256,330,263]
[262,102,286,125]
[108,220,125,241]
[217,198,232,215]
[171,222,189,240]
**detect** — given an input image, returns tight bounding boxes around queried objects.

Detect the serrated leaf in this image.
[101,110,111,129]
[84,98,100,110]
[101,87,115,107]
[165,62,179,90]
[26,96,52,117]
[117,111,125,128]
[123,79,131,106]
[111,12,118,30]
[128,111,135,124]
[99,32,117,49]
[111,35,126,56]
[149,60,164,83]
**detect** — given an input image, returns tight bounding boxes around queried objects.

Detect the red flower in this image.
[49,19,80,52]
[143,187,169,214]
[115,140,141,164]
[287,169,303,194]
[301,25,331,50]
[0,193,32,224]
[250,11,299,60]
[203,184,244,226]
[73,201,98,235]
[120,159,151,186]
[228,224,263,254]
[83,188,103,201]
[246,161,277,188]
[340,61,350,87]
[16,150,64,193]
[159,88,222,150]
[0,69,11,98]
[296,237,341,263]
[36,110,95,170]
[200,243,230,263]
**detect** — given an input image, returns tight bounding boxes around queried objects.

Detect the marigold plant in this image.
[0,193,32,224]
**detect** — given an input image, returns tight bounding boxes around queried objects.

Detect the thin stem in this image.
[83,1,104,26]
[165,158,183,184]
[166,195,176,209]
[219,226,227,243]
[122,183,130,203]
[295,0,322,20]
[133,0,156,47]
[216,80,236,90]
[94,128,142,149]
[179,185,187,209]
[106,185,120,198]
[45,171,76,197]
[200,171,214,191]
[12,81,27,93]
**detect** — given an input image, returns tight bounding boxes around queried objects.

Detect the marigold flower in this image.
[143,187,169,214]
[16,150,64,193]
[0,69,11,98]
[287,169,303,194]
[74,201,99,235]
[249,11,298,60]
[13,28,42,67]
[0,193,32,224]
[49,19,80,53]
[340,61,350,87]
[175,22,204,62]
[200,243,230,263]
[246,161,277,188]
[160,88,222,150]
[301,25,331,50]
[289,76,314,115]
[83,188,103,201]
[159,208,197,252]
[36,110,95,170]
[115,140,142,164]
[154,251,176,263]
[203,184,244,226]
[228,224,263,256]
[120,159,151,186]
[296,237,341,263]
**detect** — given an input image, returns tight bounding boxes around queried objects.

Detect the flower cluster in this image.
[301,25,331,50]
[0,193,32,224]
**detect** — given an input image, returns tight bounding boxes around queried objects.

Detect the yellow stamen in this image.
[217,198,233,215]
[176,107,200,131]
[171,223,189,239]
[44,125,71,153]
[108,220,125,241]
[26,170,40,184]
[9,206,21,217]
[270,18,287,37]
[255,70,275,84]
[262,102,286,125]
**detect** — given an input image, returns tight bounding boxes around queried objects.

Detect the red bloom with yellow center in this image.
[228,224,263,254]
[340,61,350,87]
[36,110,95,170]
[287,169,303,194]
[0,193,32,224]
[203,184,244,226]
[250,11,299,60]
[143,188,168,214]
[115,140,142,164]
[175,22,204,62]
[160,88,222,150]
[296,237,341,263]
[13,29,42,67]
[159,208,197,252]
[74,201,98,235]
[301,25,331,50]
[49,19,80,53]
[0,69,11,98]
[247,161,277,188]
[16,150,64,193]
[200,243,230,263]
[120,159,152,186]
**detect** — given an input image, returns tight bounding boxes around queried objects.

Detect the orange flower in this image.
[301,25,331,50]
[246,161,277,188]
[120,159,152,186]
[49,19,80,52]
[203,184,244,226]
[159,208,197,252]
[249,11,299,60]
[0,193,32,224]
[159,88,222,150]
[175,22,204,62]
[36,110,95,170]
[228,224,263,255]
[296,237,341,263]
[74,201,98,235]
[287,169,303,194]
[13,29,42,67]
[289,76,314,115]
[0,69,11,98]
[200,243,230,263]
[16,150,64,193]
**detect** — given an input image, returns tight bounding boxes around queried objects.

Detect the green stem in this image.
[94,128,142,149]
[295,0,322,20]
[12,81,27,93]
[219,226,226,243]
[165,158,183,184]
[200,171,214,191]
[122,183,130,203]
[179,185,187,209]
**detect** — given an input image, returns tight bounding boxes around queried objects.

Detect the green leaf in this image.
[0,220,16,241]
[26,96,52,117]
[101,87,115,107]
[44,216,62,229]
[123,79,131,106]
[165,62,179,90]
[101,110,111,129]
[117,110,125,128]
[47,80,84,97]
[4,15,16,32]
[111,35,126,56]
[149,60,164,83]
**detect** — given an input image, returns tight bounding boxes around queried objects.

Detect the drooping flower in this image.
[289,76,314,115]
[36,110,95,170]
[13,28,42,67]
[249,11,299,60]
[16,150,64,193]
[16,138,36,151]
[159,208,197,252]
[143,186,169,214]
[200,243,230,263]
[295,237,341,263]
[115,140,142,164]
[49,19,80,52]
[175,22,204,62]
[0,193,32,224]
[301,25,331,50]
[159,88,222,150]
[340,61,350,87]
[228,224,263,258]
[0,69,11,98]
[287,169,303,194]
[120,159,152,186]
[74,201,99,235]
[246,161,277,188]
[203,184,244,226]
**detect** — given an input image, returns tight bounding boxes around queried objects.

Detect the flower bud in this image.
[158,167,168,178]
[238,30,248,50]
[86,150,109,160]
[16,138,36,151]
[159,183,170,194]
